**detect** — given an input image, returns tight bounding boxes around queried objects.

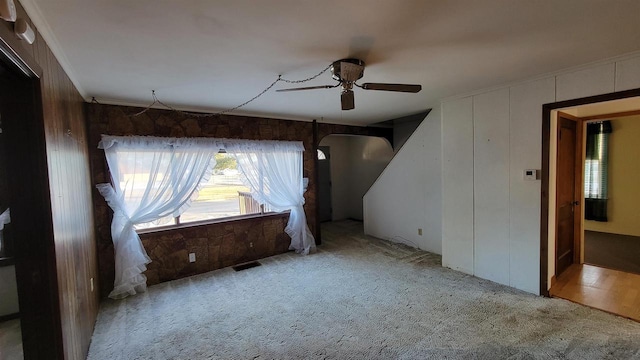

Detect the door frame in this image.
[540,88,640,296]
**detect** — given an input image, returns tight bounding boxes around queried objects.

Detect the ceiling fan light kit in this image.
[341,89,355,111]
[277,58,422,110]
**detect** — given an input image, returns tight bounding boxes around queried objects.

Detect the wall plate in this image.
[524,169,538,181]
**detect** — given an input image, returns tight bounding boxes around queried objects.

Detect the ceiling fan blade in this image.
[360,83,422,93]
[276,84,338,92]
[341,90,355,111]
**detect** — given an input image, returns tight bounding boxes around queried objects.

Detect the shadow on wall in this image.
[318,135,393,221]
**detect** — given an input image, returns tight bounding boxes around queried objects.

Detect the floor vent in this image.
[232,261,261,271]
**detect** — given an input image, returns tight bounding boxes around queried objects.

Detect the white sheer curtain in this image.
[97,135,221,299]
[225,140,315,255]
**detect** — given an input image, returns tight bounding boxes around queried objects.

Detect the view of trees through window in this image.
[135,152,263,230]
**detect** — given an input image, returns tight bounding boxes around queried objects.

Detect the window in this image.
[135,152,268,230]
[98,135,313,297]
[584,120,612,222]
[317,149,327,160]
[584,159,601,197]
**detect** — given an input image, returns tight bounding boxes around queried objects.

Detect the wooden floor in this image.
[550,264,640,321]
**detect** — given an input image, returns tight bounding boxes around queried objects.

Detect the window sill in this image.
[135,211,290,235]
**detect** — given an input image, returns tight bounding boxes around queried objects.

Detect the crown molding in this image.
[18,0,87,98]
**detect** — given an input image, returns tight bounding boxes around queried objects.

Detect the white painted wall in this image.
[510,78,555,292]
[0,265,19,316]
[320,135,393,221]
[442,52,640,295]
[362,51,640,295]
[348,137,394,220]
[364,109,442,255]
[473,89,510,285]
[392,111,429,152]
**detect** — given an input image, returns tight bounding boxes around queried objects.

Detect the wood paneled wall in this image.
[37,46,99,360]
[87,103,392,297]
[0,1,100,359]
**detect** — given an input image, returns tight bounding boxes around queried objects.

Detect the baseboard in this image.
[0,312,19,323]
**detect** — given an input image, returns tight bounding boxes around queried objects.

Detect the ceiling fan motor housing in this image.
[331,58,365,82]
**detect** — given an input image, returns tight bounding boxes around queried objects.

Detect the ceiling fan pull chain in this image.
[279,63,333,84]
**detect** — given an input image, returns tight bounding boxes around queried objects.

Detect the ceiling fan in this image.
[276,58,422,110]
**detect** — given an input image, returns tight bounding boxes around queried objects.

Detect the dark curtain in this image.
[584,120,612,221]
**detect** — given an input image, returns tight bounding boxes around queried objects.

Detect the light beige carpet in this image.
[88,221,640,359]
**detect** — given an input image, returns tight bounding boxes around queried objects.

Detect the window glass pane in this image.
[179,153,261,224]
[584,159,600,197]
[317,149,326,160]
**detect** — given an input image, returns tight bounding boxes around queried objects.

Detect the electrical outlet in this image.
[249,242,253,248]
[418,228,423,236]
[189,253,196,263]
[90,278,94,292]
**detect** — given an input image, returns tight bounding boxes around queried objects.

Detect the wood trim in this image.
[553,116,562,278]
[573,120,583,265]
[540,105,551,296]
[557,111,581,121]
[540,87,640,297]
[313,119,321,245]
[580,109,640,121]
[550,275,556,287]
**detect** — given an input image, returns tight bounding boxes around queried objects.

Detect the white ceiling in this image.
[23,0,640,125]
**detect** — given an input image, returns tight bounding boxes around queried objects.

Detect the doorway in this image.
[0,63,20,354]
[543,91,640,321]
[318,146,332,223]
[0,58,30,360]
[317,135,393,223]
[581,114,640,275]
